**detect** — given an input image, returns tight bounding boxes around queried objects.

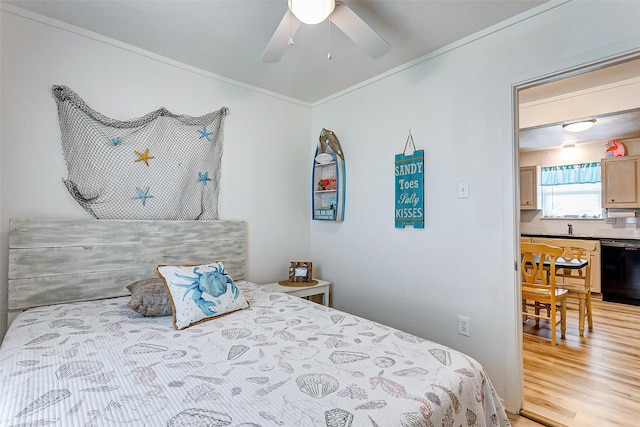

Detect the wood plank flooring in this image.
[522,297,640,426]
[508,412,545,426]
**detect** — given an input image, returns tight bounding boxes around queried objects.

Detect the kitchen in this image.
[519,58,640,302]
[517,57,640,426]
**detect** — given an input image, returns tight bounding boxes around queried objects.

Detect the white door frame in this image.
[511,49,640,416]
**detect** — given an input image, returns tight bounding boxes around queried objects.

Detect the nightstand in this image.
[261,279,331,307]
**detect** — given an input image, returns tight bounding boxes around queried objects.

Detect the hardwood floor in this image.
[508,412,545,426]
[522,297,640,426]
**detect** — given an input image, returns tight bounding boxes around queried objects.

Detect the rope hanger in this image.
[402,130,416,156]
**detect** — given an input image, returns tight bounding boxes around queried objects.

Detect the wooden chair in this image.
[521,242,568,345]
[541,239,594,337]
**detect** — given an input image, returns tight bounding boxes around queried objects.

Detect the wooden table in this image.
[532,255,588,271]
[529,255,589,288]
[260,279,331,306]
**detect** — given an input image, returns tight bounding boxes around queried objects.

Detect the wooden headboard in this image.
[8,219,245,310]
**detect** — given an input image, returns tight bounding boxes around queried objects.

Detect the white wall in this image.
[310,0,640,412]
[0,8,312,338]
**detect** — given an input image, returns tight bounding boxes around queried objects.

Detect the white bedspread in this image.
[0,281,509,426]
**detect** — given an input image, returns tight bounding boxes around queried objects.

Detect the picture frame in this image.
[327,197,337,210]
[288,261,313,283]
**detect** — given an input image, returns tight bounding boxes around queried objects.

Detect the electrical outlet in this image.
[458,315,470,337]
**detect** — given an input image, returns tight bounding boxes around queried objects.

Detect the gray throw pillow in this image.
[126,277,173,317]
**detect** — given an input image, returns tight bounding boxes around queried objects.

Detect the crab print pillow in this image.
[157,262,249,330]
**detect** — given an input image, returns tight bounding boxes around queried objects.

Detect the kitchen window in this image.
[541,162,602,218]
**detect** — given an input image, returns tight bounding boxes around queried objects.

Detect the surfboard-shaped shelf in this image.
[312,129,345,221]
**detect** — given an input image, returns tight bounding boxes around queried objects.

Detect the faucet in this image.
[567,223,573,235]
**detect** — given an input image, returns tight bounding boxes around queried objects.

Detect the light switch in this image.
[457,181,469,198]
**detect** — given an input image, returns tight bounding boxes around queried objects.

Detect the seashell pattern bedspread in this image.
[0,281,509,426]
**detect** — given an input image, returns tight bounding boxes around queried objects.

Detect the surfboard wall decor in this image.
[312,128,345,221]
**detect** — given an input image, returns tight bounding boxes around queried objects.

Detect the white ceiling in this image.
[519,58,640,151]
[5,0,548,104]
[520,107,640,151]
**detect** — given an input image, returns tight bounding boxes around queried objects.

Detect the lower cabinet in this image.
[530,237,601,293]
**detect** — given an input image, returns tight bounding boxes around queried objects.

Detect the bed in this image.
[1,219,509,427]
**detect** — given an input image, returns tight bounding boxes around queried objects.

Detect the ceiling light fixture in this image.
[563,144,576,149]
[562,119,596,133]
[288,0,335,25]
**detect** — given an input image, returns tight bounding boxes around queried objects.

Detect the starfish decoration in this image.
[110,137,121,146]
[132,187,154,206]
[134,148,154,167]
[197,126,213,141]
[198,172,211,186]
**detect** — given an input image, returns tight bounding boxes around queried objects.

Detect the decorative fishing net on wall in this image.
[53,85,228,220]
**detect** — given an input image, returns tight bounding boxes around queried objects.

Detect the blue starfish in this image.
[197,126,212,141]
[198,172,211,185]
[132,186,154,206]
[110,137,121,146]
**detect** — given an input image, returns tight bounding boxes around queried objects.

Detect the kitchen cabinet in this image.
[520,166,540,210]
[590,242,601,294]
[530,237,601,293]
[601,155,640,208]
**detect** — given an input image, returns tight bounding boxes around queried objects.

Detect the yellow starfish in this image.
[134,148,154,167]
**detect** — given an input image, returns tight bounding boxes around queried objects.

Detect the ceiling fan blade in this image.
[331,3,390,59]
[261,11,302,63]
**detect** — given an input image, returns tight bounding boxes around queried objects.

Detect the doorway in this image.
[514,53,640,425]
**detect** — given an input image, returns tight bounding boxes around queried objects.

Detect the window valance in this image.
[541,162,601,186]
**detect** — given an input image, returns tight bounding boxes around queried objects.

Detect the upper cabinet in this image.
[602,155,640,208]
[520,165,540,210]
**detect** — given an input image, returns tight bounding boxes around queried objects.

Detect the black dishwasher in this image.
[601,239,640,305]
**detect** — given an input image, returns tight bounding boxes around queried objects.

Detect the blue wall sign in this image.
[395,149,424,228]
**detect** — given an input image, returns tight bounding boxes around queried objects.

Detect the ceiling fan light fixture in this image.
[288,0,335,25]
[562,119,596,133]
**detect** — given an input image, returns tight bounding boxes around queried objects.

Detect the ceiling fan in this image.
[261,0,391,63]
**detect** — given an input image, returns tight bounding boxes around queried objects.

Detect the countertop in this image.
[522,233,640,241]
[522,233,600,240]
